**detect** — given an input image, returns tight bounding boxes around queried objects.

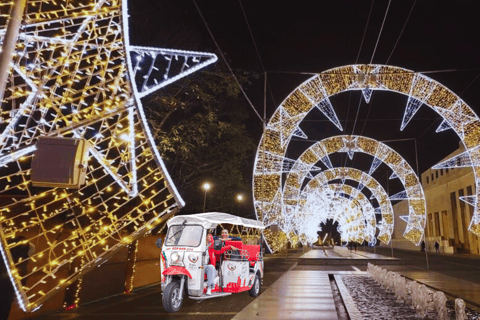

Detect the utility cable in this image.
[460,72,480,95]
[385,0,416,64]
[344,0,375,136]
[353,0,392,140]
[370,0,392,64]
[238,0,278,112]
[192,0,264,123]
[356,0,375,64]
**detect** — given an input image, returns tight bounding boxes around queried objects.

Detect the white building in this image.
[387,144,479,254]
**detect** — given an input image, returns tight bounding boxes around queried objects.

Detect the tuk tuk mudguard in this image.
[162,266,193,279]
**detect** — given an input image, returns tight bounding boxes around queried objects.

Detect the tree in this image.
[144,63,258,214]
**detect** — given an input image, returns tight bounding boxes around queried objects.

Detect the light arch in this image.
[302,167,394,243]
[254,64,480,250]
[298,183,377,245]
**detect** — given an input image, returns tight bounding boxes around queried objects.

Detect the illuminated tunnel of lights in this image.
[254,65,480,253]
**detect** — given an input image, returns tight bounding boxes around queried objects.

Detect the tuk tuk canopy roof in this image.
[167,212,265,230]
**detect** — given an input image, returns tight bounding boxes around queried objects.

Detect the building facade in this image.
[388,144,479,254]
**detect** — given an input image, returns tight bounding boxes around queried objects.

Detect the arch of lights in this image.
[298,183,376,245]
[300,185,367,244]
[272,134,425,249]
[0,0,217,312]
[299,167,394,244]
[253,64,480,251]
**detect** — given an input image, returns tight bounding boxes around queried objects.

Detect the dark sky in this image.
[129,0,480,198]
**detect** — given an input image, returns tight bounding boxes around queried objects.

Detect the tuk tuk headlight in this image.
[171,252,180,263]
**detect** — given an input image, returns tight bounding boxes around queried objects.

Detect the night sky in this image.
[128,0,480,211]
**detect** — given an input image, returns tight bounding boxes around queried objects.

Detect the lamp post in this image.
[202,182,211,212]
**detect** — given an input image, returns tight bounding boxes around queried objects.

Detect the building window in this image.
[428,213,434,236]
[441,169,443,175]
[436,171,439,179]
[434,212,441,236]
[431,174,434,181]
[446,168,449,173]
[426,176,429,184]
[450,191,459,244]
[458,189,468,244]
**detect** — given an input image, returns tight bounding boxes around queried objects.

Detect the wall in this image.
[382,144,480,254]
[8,235,162,319]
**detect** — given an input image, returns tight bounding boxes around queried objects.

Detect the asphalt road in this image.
[34,250,307,320]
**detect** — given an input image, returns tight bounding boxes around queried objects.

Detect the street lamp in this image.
[202,182,211,212]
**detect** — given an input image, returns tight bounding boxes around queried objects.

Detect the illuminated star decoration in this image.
[277,135,425,253]
[0,0,217,312]
[338,136,361,160]
[252,62,480,252]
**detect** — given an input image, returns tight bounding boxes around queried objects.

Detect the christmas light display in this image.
[0,0,217,312]
[297,183,376,245]
[253,64,480,251]
[279,135,425,248]
[299,167,394,244]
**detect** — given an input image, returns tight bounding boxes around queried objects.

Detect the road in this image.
[34,250,306,320]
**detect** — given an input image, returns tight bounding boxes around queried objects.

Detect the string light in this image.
[298,183,376,245]
[302,167,394,244]
[0,0,217,312]
[256,134,425,252]
[254,65,480,245]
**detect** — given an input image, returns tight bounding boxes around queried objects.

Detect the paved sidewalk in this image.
[232,270,338,320]
[384,265,480,308]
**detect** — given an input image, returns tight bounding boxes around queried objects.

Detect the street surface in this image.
[30,246,480,319]
[33,250,306,320]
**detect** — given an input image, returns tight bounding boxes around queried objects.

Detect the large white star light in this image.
[0,0,217,312]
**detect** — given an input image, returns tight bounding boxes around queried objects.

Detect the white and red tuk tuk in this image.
[155,212,265,313]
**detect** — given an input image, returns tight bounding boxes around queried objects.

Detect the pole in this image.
[0,0,27,104]
[415,139,429,269]
[387,174,394,258]
[390,238,394,257]
[203,190,207,213]
[285,237,288,268]
[424,220,430,270]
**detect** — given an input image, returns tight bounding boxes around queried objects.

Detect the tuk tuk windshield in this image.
[166,225,203,247]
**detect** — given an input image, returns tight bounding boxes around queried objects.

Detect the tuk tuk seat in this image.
[225,240,243,250]
[243,244,260,266]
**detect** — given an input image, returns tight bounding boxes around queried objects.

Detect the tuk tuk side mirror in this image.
[214,239,222,251]
[156,238,162,248]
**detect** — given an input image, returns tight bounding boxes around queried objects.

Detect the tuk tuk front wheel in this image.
[248,273,261,297]
[162,281,183,313]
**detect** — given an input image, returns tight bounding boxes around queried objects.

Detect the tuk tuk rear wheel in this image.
[162,281,183,313]
[248,273,261,297]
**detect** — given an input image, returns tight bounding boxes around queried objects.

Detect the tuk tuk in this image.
[155,212,265,313]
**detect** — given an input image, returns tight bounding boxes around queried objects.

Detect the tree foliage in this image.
[144,63,258,213]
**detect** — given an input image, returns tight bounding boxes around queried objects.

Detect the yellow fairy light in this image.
[253,64,480,251]
[0,0,216,312]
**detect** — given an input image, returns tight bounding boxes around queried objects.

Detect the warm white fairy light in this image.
[253,63,480,249]
[300,167,394,244]
[297,183,377,245]
[276,135,425,248]
[0,0,217,312]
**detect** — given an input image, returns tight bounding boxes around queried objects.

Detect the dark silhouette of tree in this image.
[144,63,257,214]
